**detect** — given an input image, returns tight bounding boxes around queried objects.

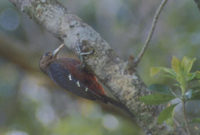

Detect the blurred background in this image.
[0,0,200,135]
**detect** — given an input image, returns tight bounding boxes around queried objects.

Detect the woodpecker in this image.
[39,44,133,117]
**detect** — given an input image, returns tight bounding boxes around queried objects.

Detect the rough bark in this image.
[9,0,171,134]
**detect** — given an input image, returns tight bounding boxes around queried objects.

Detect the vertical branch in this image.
[182,100,191,135]
[134,0,169,67]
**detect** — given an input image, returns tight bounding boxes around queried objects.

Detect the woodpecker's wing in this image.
[46,58,134,117]
[46,60,104,101]
[57,58,106,96]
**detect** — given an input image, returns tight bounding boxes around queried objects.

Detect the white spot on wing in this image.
[85,88,88,92]
[68,74,72,80]
[76,81,80,87]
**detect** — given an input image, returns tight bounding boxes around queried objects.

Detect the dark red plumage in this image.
[39,44,134,117]
[58,58,105,95]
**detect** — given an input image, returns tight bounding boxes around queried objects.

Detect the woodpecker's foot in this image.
[80,50,94,68]
[79,50,94,56]
[75,40,94,69]
[79,49,94,62]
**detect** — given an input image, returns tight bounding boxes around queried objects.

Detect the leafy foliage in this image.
[157,104,176,124]
[148,84,172,95]
[141,56,200,126]
[139,94,175,105]
[191,118,200,123]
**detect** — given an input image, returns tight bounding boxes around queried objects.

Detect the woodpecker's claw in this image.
[79,49,94,68]
[79,50,94,56]
[76,42,94,67]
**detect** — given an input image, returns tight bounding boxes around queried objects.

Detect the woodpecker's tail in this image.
[102,96,135,118]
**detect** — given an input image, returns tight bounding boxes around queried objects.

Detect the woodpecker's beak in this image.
[52,43,65,57]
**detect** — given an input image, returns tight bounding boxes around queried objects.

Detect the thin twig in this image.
[134,0,169,66]
[182,100,191,135]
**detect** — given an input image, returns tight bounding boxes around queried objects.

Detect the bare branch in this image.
[134,0,169,66]
[0,34,39,73]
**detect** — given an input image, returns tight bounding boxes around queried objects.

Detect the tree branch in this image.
[9,0,175,134]
[0,34,39,73]
[134,0,169,66]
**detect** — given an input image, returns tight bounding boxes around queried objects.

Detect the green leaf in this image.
[171,57,188,93]
[171,56,181,74]
[165,117,174,127]
[148,84,172,95]
[157,104,177,124]
[150,67,176,79]
[162,68,177,79]
[140,94,175,105]
[181,57,196,74]
[194,71,200,80]
[171,56,185,85]
[187,73,196,81]
[190,89,200,100]
[191,118,200,123]
[150,67,161,77]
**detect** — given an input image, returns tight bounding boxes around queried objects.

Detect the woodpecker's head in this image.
[39,44,64,73]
